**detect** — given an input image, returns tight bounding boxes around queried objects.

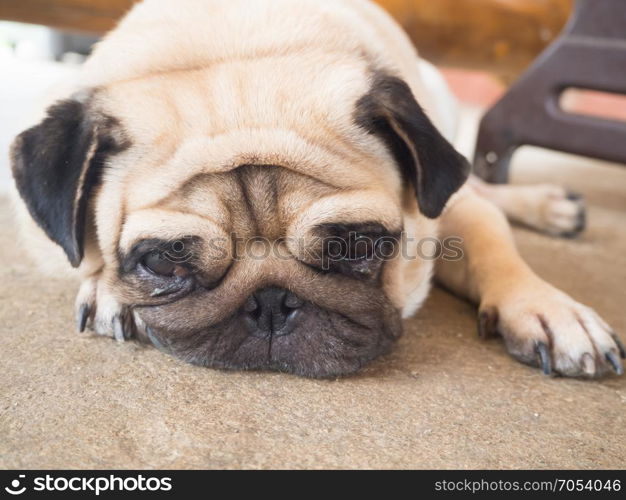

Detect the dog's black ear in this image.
[11,97,124,267]
[355,73,470,218]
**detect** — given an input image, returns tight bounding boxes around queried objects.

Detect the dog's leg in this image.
[468,175,586,237]
[435,185,624,377]
[75,271,139,342]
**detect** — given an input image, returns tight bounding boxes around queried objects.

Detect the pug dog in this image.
[10,0,624,378]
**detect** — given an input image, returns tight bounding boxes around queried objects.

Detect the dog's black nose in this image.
[243,287,304,338]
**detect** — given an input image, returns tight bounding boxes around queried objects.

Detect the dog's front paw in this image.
[75,277,137,342]
[479,282,625,377]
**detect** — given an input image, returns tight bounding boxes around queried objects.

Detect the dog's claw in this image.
[76,304,90,333]
[605,351,624,375]
[477,307,499,339]
[146,326,166,351]
[566,191,582,202]
[611,334,626,359]
[112,316,126,342]
[535,341,552,375]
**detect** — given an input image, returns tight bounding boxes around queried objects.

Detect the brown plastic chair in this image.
[473,0,626,182]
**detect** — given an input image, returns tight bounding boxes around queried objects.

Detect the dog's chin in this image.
[138,302,402,378]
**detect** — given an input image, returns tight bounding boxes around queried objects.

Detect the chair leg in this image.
[472,0,626,183]
[473,118,517,184]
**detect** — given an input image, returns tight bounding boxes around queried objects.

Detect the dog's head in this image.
[11,68,468,377]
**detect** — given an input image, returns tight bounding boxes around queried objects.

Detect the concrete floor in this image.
[1,60,625,469]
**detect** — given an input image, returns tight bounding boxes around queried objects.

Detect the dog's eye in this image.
[142,251,190,278]
[320,233,395,280]
[324,233,377,261]
[349,233,374,260]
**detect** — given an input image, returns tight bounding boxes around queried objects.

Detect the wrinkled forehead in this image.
[93,64,405,259]
[114,165,402,256]
[97,138,403,262]
[93,59,403,193]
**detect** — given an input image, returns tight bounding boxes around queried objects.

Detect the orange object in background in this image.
[560,89,626,124]
[381,0,573,79]
[439,68,505,108]
[0,0,573,79]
